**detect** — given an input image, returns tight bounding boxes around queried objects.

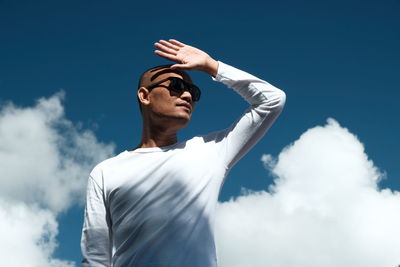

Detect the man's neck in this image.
[138,124,178,149]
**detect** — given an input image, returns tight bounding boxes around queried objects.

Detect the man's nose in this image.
[180,90,193,103]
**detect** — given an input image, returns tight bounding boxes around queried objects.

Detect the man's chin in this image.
[156,114,189,128]
[174,116,190,126]
[172,111,191,121]
[153,112,191,129]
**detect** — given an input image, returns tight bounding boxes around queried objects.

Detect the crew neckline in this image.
[124,141,185,154]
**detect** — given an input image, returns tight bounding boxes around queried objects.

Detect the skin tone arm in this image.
[154,39,219,77]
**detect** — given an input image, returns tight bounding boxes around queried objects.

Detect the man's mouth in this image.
[176,102,192,112]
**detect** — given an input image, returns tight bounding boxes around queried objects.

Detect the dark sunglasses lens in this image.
[168,78,183,92]
[190,86,201,102]
[176,79,186,92]
[170,78,201,102]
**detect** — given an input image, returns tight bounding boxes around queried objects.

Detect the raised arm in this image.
[154,39,286,169]
[210,62,286,169]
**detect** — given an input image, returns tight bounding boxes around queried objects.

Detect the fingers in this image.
[154,39,183,54]
[159,40,180,51]
[154,50,179,62]
[153,39,188,67]
[169,39,185,47]
[170,63,192,69]
[170,63,186,69]
[154,42,178,56]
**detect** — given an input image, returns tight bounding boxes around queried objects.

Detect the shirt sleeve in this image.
[209,61,286,170]
[81,170,113,267]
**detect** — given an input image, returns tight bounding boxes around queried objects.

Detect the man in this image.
[81,39,286,267]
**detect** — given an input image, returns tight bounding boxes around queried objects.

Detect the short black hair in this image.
[136,64,173,113]
[137,64,173,89]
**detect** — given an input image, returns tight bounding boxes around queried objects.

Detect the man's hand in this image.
[154,39,219,77]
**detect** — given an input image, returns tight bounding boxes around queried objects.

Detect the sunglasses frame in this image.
[146,77,201,102]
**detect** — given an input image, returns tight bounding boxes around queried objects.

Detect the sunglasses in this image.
[147,77,201,102]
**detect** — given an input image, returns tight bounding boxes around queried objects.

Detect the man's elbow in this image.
[276,89,286,109]
[264,88,286,112]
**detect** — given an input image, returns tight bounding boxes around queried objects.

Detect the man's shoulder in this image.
[190,127,231,144]
[183,128,230,152]
[89,151,128,180]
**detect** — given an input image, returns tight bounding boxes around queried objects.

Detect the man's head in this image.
[137,65,199,131]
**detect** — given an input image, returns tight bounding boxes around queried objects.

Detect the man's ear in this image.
[138,87,151,107]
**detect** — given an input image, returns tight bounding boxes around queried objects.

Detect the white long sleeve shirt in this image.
[81,61,286,267]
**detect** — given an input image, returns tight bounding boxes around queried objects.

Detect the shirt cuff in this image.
[212,61,228,82]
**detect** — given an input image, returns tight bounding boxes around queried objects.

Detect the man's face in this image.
[143,69,196,128]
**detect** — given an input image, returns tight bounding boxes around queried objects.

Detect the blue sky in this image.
[1,0,399,265]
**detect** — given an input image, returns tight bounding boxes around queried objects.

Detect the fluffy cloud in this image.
[0,93,115,267]
[216,118,400,267]
[0,200,74,267]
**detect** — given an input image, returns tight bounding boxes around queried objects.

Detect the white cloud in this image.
[216,118,400,267]
[0,93,115,267]
[0,200,75,267]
